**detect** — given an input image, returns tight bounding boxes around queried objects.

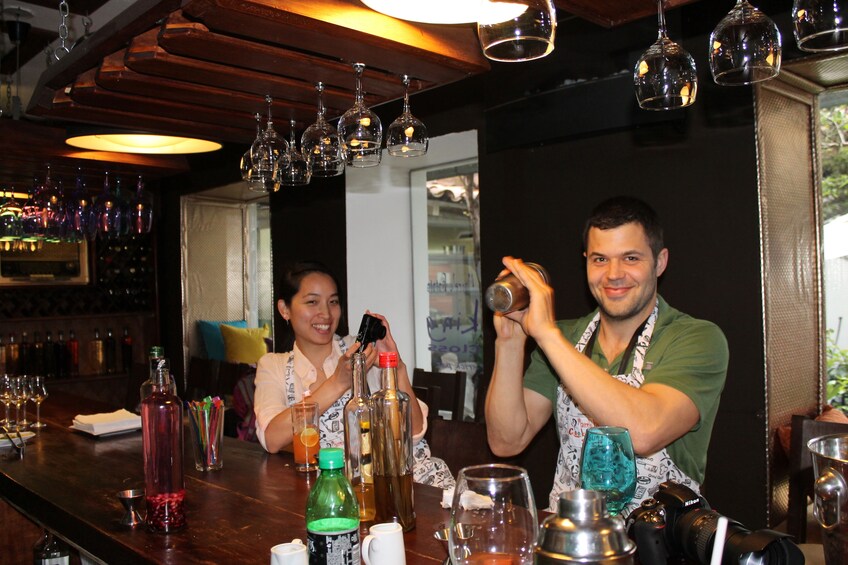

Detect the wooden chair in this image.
[786,413,848,542]
[425,418,513,476]
[412,368,466,421]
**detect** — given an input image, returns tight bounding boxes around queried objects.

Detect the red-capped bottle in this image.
[370,351,415,531]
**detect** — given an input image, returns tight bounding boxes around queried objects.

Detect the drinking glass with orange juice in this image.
[291,400,319,472]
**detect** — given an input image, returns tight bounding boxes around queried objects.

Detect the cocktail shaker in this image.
[535,489,636,564]
[485,262,549,313]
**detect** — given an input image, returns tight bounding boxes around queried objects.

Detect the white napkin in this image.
[73,409,141,434]
[440,488,494,510]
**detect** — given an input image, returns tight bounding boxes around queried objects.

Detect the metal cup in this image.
[485,262,549,313]
[117,489,145,528]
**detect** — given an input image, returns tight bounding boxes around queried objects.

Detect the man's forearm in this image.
[485,340,534,455]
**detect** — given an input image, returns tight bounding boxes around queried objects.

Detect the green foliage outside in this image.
[820,106,848,221]
[826,330,848,411]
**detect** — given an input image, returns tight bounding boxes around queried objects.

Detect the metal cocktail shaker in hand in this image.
[485,262,549,313]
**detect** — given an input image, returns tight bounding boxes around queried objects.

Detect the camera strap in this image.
[583,314,651,375]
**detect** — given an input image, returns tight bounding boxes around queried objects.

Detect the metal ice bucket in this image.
[808,433,848,565]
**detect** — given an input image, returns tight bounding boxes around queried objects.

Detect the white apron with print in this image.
[548,303,698,516]
[284,337,455,489]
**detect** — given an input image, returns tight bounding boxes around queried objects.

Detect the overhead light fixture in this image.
[360,0,525,25]
[66,130,222,154]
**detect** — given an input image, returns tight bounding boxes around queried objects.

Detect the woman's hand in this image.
[367,310,400,355]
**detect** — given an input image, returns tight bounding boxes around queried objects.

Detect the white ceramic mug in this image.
[270,539,307,565]
[361,522,406,565]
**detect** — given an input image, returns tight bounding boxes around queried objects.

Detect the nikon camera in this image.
[626,482,803,565]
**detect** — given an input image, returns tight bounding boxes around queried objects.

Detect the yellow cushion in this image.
[220,324,269,365]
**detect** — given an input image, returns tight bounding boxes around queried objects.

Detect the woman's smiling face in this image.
[279,272,341,349]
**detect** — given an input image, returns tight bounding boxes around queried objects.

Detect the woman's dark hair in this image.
[276,261,344,351]
[582,196,665,259]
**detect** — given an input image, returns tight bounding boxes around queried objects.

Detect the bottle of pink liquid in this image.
[141,360,186,533]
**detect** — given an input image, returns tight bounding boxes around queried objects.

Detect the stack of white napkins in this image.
[73,409,142,435]
[440,488,494,510]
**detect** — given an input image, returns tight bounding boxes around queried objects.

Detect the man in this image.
[485,196,728,514]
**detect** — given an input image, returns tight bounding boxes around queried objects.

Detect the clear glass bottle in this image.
[90,328,105,375]
[141,360,186,533]
[104,328,117,374]
[121,327,133,374]
[6,333,19,375]
[343,352,376,526]
[55,331,67,379]
[32,529,70,565]
[66,330,79,377]
[305,447,360,564]
[43,331,56,378]
[19,331,30,375]
[0,333,5,375]
[31,331,44,376]
[370,351,415,531]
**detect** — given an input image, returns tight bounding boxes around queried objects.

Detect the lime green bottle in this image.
[305,447,360,564]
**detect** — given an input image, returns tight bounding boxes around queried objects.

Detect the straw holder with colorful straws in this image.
[187,396,225,471]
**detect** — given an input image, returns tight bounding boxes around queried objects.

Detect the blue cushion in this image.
[197,319,247,360]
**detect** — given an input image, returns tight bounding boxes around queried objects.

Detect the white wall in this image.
[345,130,478,365]
[824,214,848,348]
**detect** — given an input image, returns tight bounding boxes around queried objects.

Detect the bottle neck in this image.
[351,353,368,398]
[380,365,398,391]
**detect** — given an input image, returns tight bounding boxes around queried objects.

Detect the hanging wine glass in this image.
[93,172,123,239]
[709,0,782,85]
[338,63,382,168]
[128,175,154,235]
[301,82,344,177]
[477,0,557,62]
[114,177,131,237]
[251,96,289,192]
[0,191,23,243]
[387,75,429,157]
[275,119,311,187]
[20,181,44,242]
[67,169,96,241]
[240,113,268,193]
[37,164,64,241]
[634,0,698,110]
[793,0,848,52]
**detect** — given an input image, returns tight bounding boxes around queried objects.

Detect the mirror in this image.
[0,240,89,285]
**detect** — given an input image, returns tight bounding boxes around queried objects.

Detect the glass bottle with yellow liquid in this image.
[343,351,376,525]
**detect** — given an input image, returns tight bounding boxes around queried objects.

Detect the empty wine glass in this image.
[793,0,848,52]
[579,426,637,516]
[0,375,13,427]
[37,165,65,241]
[634,0,698,110]
[387,75,429,157]
[12,375,30,430]
[92,172,123,239]
[240,113,268,193]
[301,82,344,177]
[275,119,311,187]
[477,0,557,62]
[20,184,44,242]
[28,375,47,429]
[67,169,97,241]
[0,191,23,242]
[251,96,290,192]
[338,63,382,168]
[127,176,153,235]
[709,0,782,85]
[449,464,538,565]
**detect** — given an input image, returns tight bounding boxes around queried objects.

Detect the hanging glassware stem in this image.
[709,0,781,85]
[301,82,345,177]
[276,119,311,187]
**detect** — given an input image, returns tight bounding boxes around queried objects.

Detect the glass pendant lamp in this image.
[793,0,848,52]
[338,63,382,168]
[477,0,556,62]
[301,83,344,177]
[387,75,429,157]
[709,0,781,85]
[634,0,698,110]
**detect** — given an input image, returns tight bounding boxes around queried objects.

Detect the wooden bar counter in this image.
[0,392,450,564]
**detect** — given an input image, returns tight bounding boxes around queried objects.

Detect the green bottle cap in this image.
[149,346,164,357]
[318,448,344,470]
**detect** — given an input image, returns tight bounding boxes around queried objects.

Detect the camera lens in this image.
[675,509,723,565]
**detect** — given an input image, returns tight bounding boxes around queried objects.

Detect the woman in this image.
[253,261,454,488]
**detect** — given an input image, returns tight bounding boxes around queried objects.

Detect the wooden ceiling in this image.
[2,0,703,186]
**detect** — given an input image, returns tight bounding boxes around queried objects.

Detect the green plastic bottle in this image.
[305,447,360,564]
